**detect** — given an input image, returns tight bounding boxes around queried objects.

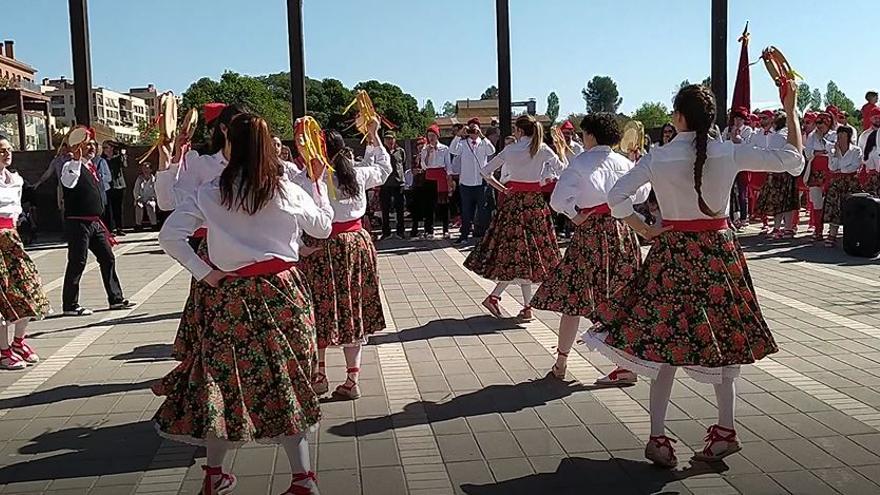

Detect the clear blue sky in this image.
[6,0,879,117]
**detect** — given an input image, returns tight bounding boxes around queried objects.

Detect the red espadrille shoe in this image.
[517,306,533,322]
[201,465,236,495]
[333,368,361,400]
[12,337,39,364]
[312,361,328,395]
[280,471,319,495]
[645,435,678,468]
[0,348,26,371]
[692,424,742,462]
[549,349,568,379]
[482,295,502,318]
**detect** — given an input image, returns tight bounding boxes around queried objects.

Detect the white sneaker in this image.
[595,368,638,386]
[442,232,452,239]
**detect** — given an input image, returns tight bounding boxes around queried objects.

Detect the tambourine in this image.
[158,92,178,142]
[173,107,199,160]
[761,46,801,102]
[294,116,336,199]
[343,90,380,142]
[67,125,94,159]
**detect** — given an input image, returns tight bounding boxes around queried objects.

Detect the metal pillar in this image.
[286,0,307,121]
[16,95,26,150]
[68,0,93,127]
[495,0,512,146]
[711,0,728,128]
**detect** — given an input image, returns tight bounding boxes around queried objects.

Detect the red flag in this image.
[730,22,751,123]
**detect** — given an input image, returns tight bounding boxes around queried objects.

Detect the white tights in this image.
[490,282,533,306]
[317,345,363,382]
[0,319,29,350]
[649,366,736,436]
[205,432,311,474]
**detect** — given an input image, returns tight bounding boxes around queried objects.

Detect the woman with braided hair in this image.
[582,83,804,468]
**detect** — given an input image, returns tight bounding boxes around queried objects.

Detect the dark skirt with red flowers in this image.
[464,192,561,283]
[755,172,799,216]
[153,266,321,445]
[531,214,641,317]
[297,229,385,348]
[581,227,777,384]
[0,229,50,322]
[863,173,880,197]
[825,174,862,225]
[172,239,208,360]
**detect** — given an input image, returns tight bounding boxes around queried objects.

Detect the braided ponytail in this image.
[674,84,720,217]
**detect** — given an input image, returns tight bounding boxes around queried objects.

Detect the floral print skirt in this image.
[755,172,799,216]
[531,214,641,317]
[153,266,320,445]
[581,228,776,384]
[0,229,50,322]
[297,229,385,348]
[825,174,862,226]
[464,192,560,283]
[863,173,880,198]
[172,239,208,360]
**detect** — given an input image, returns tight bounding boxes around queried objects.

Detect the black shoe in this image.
[62,305,94,317]
[115,230,127,237]
[109,300,136,310]
[453,237,467,245]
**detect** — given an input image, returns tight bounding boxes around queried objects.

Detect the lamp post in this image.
[68,0,93,127]
[711,0,728,129]
[287,0,307,122]
[495,0,512,146]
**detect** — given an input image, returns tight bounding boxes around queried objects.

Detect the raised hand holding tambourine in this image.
[761,46,802,104]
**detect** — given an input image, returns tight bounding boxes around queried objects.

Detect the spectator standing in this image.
[133,163,158,230]
[379,131,407,240]
[103,141,127,236]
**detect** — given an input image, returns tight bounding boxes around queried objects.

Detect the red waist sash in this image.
[425,168,449,193]
[331,218,362,237]
[506,181,542,193]
[662,218,730,232]
[0,217,14,230]
[66,216,118,246]
[541,179,557,193]
[579,203,611,216]
[192,227,208,239]
[810,155,830,173]
[234,257,296,277]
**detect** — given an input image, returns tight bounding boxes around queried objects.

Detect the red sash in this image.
[233,257,295,277]
[425,168,449,193]
[0,217,14,230]
[331,218,362,237]
[749,172,767,189]
[506,181,542,193]
[66,216,119,246]
[663,218,730,232]
[192,227,208,239]
[811,154,830,173]
[541,179,557,194]
[579,203,611,216]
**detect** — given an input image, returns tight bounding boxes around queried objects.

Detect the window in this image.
[51,108,66,117]
[51,95,65,104]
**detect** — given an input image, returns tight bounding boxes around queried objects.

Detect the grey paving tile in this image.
[808,411,878,435]
[486,457,534,482]
[740,441,803,473]
[436,434,482,462]
[773,438,845,469]
[589,423,642,451]
[511,428,564,457]
[358,439,400,468]
[550,426,604,454]
[812,467,880,495]
[361,466,407,495]
[810,436,880,466]
[474,431,524,460]
[446,460,494,495]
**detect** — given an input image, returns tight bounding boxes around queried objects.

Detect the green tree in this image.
[582,76,622,113]
[632,102,670,129]
[810,88,822,111]
[441,101,456,117]
[796,82,812,112]
[481,85,499,100]
[546,92,560,124]
[824,81,859,127]
[353,80,427,139]
[422,99,437,120]
[136,120,159,146]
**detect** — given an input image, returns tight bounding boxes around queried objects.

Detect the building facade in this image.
[0,40,51,150]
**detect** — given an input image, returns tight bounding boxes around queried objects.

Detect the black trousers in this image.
[62,218,125,310]
[424,180,449,235]
[380,185,406,236]
[107,188,125,232]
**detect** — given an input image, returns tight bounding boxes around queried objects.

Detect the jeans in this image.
[380,185,406,236]
[62,219,125,310]
[474,186,495,237]
[458,183,485,240]
[424,180,449,235]
[107,188,125,232]
[736,173,749,221]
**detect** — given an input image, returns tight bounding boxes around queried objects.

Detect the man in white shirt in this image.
[859,106,880,172]
[721,106,754,144]
[449,118,495,244]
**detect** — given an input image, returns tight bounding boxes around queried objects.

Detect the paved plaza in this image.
[3,228,880,494]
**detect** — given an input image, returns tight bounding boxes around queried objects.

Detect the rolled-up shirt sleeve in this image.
[158,195,213,281]
[608,155,654,219]
[482,148,506,177]
[549,167,582,219]
[60,159,84,189]
[734,142,805,176]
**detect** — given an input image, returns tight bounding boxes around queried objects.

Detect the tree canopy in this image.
[582,76,622,113]
[632,102,670,129]
[546,92,560,124]
[441,101,456,117]
[481,86,499,100]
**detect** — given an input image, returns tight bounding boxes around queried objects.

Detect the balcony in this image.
[0,78,42,94]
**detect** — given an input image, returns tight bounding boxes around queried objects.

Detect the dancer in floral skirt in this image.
[754,112,800,239]
[465,115,562,321]
[156,114,333,495]
[0,135,50,370]
[298,118,390,401]
[804,112,837,242]
[825,126,863,246]
[582,83,804,468]
[531,114,650,386]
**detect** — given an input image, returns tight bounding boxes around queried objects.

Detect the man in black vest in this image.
[60,139,134,316]
[380,131,407,240]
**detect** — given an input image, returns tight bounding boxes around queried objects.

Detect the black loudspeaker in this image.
[843,193,880,258]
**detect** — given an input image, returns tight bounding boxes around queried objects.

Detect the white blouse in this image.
[155,150,227,211]
[329,144,391,223]
[805,130,836,161]
[419,143,452,172]
[0,169,23,219]
[721,125,754,144]
[483,140,563,184]
[550,146,651,219]
[609,131,805,221]
[159,178,334,281]
[858,129,880,171]
[830,146,863,174]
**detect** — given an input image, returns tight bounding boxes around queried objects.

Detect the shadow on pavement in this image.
[329,377,593,437]
[739,234,879,266]
[0,380,155,410]
[0,420,178,484]
[368,315,523,345]
[111,344,174,363]
[28,312,182,338]
[460,456,728,495]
